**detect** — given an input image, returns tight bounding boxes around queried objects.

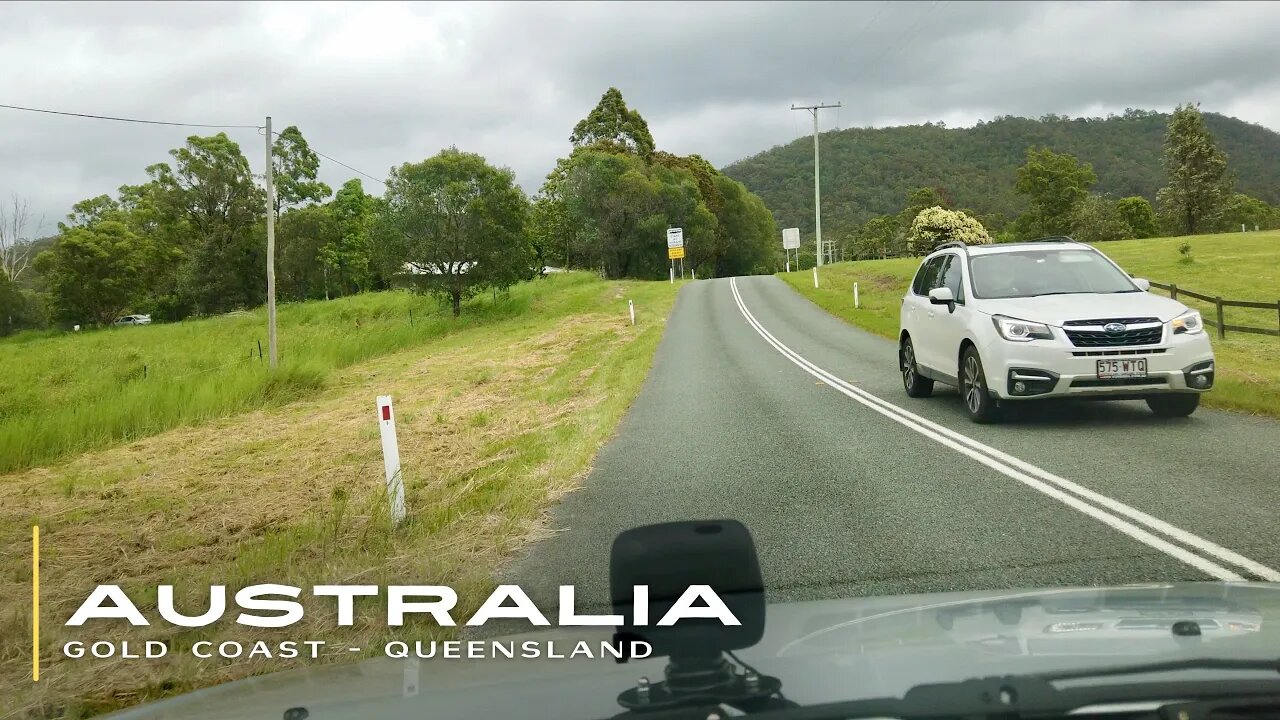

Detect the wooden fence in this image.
[1148,281,1280,339]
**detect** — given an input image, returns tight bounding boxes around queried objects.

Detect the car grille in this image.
[1070,377,1168,388]
[1071,349,1166,357]
[1062,317,1163,347]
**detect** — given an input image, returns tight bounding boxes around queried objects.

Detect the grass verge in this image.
[0,285,545,473]
[1,273,681,718]
[779,231,1280,417]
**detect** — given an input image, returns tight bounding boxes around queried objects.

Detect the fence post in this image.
[258,339,264,361]
[1215,296,1225,339]
[1169,283,1178,301]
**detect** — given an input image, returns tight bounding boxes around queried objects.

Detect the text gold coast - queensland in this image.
[60,583,740,661]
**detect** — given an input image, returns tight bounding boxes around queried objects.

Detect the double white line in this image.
[728,277,1279,582]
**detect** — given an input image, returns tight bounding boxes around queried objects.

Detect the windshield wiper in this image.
[614,659,1280,720]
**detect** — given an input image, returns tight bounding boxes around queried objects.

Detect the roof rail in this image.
[1027,236,1080,243]
[935,241,968,252]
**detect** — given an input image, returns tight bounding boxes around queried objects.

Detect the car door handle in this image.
[927,310,935,319]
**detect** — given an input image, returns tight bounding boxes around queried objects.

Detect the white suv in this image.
[898,238,1214,422]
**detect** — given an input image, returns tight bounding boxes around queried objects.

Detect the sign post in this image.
[782,227,800,272]
[666,227,684,283]
[376,395,407,526]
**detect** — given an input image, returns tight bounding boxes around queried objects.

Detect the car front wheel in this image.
[901,337,934,398]
[960,346,1001,423]
[1146,394,1200,417]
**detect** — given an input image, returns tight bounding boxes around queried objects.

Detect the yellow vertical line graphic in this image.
[33,525,40,682]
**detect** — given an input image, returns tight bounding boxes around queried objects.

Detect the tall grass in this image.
[0,275,593,472]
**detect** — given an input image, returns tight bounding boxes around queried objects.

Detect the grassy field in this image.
[0,285,556,473]
[780,231,1280,417]
[1,273,681,718]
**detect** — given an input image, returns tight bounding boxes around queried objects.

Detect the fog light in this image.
[1013,381,1027,393]
[1194,375,1208,388]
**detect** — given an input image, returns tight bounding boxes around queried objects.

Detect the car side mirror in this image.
[1132,278,1151,291]
[928,287,955,305]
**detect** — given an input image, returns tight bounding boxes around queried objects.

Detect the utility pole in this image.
[791,102,841,267]
[264,116,278,368]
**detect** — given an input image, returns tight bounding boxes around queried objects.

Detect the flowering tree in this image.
[906,206,991,255]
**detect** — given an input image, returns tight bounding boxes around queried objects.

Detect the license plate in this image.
[1096,358,1147,379]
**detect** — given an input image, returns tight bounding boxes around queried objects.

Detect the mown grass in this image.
[0,281,566,473]
[779,231,1280,417]
[2,274,682,718]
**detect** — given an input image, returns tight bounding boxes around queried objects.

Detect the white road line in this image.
[729,277,1280,582]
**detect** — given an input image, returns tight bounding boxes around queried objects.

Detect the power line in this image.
[0,102,261,129]
[312,148,386,186]
[849,0,948,87]
[266,129,386,186]
[3,100,386,187]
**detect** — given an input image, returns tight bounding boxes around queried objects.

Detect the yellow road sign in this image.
[668,247,685,259]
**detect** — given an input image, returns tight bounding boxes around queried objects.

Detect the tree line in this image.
[838,104,1280,260]
[0,88,782,334]
[725,106,1280,252]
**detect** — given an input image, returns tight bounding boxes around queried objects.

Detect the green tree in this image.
[906,207,991,255]
[59,195,122,231]
[34,221,147,326]
[853,215,900,259]
[570,87,656,159]
[1115,196,1158,238]
[277,205,341,300]
[323,179,377,293]
[1218,193,1279,232]
[272,125,332,216]
[1070,193,1131,243]
[0,273,45,334]
[1156,103,1233,235]
[147,133,266,314]
[1013,147,1097,238]
[375,148,533,316]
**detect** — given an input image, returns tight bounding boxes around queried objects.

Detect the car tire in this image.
[1146,394,1200,418]
[900,337,934,398]
[960,346,1001,423]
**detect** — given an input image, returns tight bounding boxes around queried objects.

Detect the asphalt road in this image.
[501,275,1280,615]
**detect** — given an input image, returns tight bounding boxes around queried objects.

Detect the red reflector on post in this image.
[381,405,391,421]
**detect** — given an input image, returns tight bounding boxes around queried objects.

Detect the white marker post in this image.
[854,282,860,308]
[376,395,407,526]
[813,267,819,289]
[669,267,674,284]
[628,299,635,325]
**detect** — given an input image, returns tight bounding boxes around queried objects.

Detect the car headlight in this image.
[1171,310,1203,335]
[992,315,1053,342]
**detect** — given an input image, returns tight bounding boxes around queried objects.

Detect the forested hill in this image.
[722,110,1280,237]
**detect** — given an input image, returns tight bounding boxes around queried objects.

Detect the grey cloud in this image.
[2,0,1278,234]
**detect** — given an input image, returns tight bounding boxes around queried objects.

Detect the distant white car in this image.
[114,314,152,326]
[898,237,1214,422]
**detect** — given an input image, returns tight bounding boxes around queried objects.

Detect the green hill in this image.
[723,110,1280,237]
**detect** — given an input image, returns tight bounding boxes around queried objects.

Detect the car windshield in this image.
[5,2,1280,719]
[969,248,1138,298]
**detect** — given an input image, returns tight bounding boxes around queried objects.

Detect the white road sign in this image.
[666,227,684,248]
[782,227,800,250]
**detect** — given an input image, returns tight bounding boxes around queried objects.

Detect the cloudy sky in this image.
[3,0,1278,235]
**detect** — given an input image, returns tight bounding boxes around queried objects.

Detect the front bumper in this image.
[980,331,1215,401]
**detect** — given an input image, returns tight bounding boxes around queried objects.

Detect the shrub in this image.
[906,207,991,255]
